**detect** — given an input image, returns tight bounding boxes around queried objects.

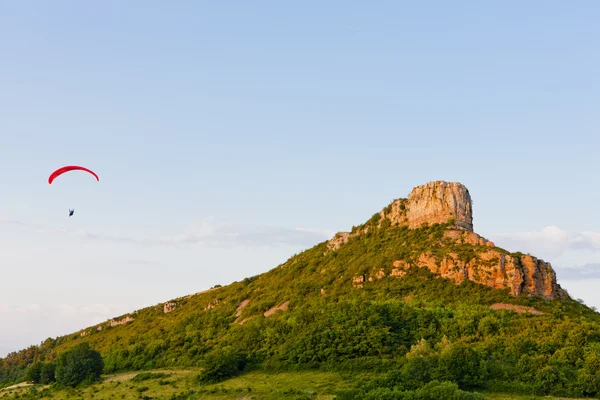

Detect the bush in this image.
[25,362,43,383]
[415,381,485,399]
[197,346,247,384]
[131,372,169,382]
[40,362,56,384]
[335,381,485,400]
[55,343,104,387]
[25,361,56,384]
[334,389,360,400]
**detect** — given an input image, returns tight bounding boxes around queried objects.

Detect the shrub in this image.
[131,372,169,382]
[40,362,56,384]
[197,346,247,384]
[25,362,43,383]
[55,343,104,387]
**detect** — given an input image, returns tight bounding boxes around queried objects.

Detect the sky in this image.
[1,1,600,357]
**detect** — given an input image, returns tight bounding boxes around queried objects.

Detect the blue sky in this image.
[1,1,600,356]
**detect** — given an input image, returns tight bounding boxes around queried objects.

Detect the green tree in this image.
[435,340,482,387]
[40,362,56,384]
[197,346,247,384]
[55,343,103,387]
[25,362,43,383]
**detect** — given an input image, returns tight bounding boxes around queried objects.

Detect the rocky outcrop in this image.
[109,315,134,327]
[334,180,566,300]
[443,229,495,248]
[405,181,473,231]
[352,275,365,288]
[359,250,566,299]
[327,232,351,252]
[520,255,562,299]
[204,299,220,310]
[326,181,474,252]
[163,302,177,313]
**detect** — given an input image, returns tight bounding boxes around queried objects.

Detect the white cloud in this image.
[1,217,332,248]
[570,231,600,251]
[488,225,600,260]
[158,221,333,248]
[554,264,600,280]
[0,219,28,226]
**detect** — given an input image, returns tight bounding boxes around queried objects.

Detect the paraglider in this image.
[48,165,99,217]
[48,165,99,184]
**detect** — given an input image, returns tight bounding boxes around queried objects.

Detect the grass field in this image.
[0,369,590,400]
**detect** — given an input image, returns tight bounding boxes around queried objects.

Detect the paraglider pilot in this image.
[69,209,74,217]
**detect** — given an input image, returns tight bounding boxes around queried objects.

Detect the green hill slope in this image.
[2,182,600,398]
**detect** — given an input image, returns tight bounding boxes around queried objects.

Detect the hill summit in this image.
[327,180,566,300]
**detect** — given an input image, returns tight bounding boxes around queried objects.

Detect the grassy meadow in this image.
[0,368,592,400]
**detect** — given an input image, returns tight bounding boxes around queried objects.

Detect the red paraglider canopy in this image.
[48,166,99,184]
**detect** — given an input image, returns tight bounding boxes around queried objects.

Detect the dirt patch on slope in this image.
[490,303,543,315]
[264,301,290,317]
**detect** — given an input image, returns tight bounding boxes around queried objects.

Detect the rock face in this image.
[402,250,564,299]
[330,180,567,300]
[163,302,177,313]
[406,181,473,231]
[327,232,351,252]
[327,181,474,252]
[354,248,566,300]
[109,315,134,327]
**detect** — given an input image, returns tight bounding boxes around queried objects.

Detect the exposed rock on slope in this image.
[109,315,134,327]
[406,181,473,230]
[387,250,563,299]
[327,181,475,252]
[264,301,290,317]
[163,302,177,313]
[330,180,566,300]
[490,303,543,315]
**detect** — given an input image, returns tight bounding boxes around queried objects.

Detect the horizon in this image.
[2,1,600,357]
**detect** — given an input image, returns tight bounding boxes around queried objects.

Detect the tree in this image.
[40,362,56,384]
[197,346,247,384]
[25,362,43,383]
[55,343,103,387]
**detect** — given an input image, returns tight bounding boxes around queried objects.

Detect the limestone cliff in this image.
[386,247,565,299]
[406,181,473,231]
[329,180,566,300]
[327,181,475,252]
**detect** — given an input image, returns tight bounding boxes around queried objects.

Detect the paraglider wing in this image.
[48,166,99,184]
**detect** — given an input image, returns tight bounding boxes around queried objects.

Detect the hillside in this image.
[2,181,600,399]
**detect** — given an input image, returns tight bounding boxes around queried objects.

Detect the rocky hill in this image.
[2,180,598,399]
[328,181,566,300]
